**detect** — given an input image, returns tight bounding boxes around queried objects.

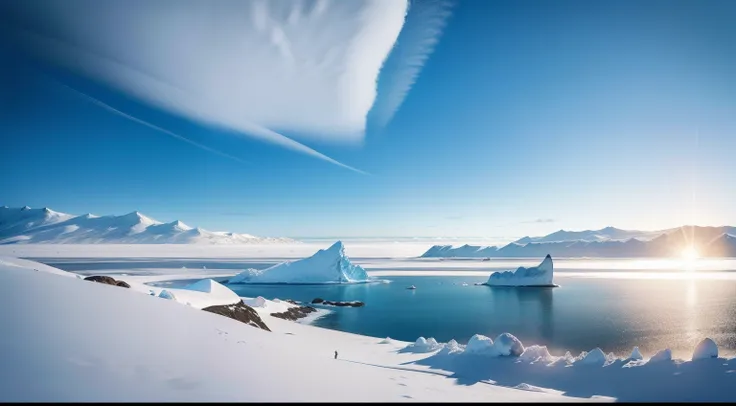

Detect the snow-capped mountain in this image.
[0,206,297,244]
[422,225,736,258]
[513,227,666,244]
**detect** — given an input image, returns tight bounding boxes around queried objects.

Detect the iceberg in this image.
[228,241,371,284]
[692,338,718,360]
[485,255,556,287]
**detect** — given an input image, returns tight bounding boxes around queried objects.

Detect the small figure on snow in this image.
[334,350,338,360]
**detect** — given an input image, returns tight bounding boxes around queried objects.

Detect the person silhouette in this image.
[334,350,338,359]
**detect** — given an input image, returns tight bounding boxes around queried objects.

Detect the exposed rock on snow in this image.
[270,305,318,321]
[202,302,271,332]
[315,299,365,307]
[228,241,371,284]
[692,338,719,360]
[84,275,130,288]
[485,255,556,287]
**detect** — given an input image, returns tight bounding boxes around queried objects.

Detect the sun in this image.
[681,247,700,261]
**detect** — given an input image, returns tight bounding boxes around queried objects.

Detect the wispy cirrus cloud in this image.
[369,0,455,130]
[0,0,423,172]
[521,218,557,224]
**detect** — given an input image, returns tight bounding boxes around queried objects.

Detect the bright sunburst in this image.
[681,247,700,261]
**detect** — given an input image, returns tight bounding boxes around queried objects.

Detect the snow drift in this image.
[0,206,294,244]
[228,241,371,284]
[485,255,555,287]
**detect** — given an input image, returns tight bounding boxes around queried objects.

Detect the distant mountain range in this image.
[0,206,296,244]
[421,226,736,258]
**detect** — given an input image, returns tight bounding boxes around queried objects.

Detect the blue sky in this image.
[1,0,735,240]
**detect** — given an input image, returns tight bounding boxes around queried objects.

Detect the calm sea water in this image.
[155,273,736,359]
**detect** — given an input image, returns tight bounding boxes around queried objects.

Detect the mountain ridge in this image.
[0,206,296,245]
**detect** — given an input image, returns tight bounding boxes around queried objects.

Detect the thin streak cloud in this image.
[59,84,252,166]
[370,0,454,130]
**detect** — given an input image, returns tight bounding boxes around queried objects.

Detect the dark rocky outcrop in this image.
[202,302,271,332]
[285,299,300,305]
[84,275,130,288]
[270,305,318,321]
[312,298,364,307]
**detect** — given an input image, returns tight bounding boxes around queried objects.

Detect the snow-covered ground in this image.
[0,256,606,402]
[2,256,735,401]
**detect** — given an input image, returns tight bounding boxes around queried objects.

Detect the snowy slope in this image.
[229,241,371,284]
[0,258,593,402]
[2,258,734,401]
[0,206,295,244]
[485,255,555,287]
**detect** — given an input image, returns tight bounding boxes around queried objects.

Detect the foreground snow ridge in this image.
[228,241,371,284]
[404,333,724,365]
[485,255,556,287]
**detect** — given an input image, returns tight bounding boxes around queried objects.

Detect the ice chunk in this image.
[158,290,176,300]
[485,255,554,287]
[579,348,607,366]
[493,333,525,356]
[251,296,267,308]
[404,337,442,353]
[378,337,392,344]
[649,349,672,363]
[464,334,497,356]
[629,346,643,360]
[182,279,241,306]
[439,339,464,355]
[692,338,718,360]
[520,345,554,363]
[228,241,370,284]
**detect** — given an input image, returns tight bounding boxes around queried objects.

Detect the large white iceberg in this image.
[485,255,556,287]
[228,241,371,284]
[692,338,718,360]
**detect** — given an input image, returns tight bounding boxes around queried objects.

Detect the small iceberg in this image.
[407,285,417,290]
[485,255,557,287]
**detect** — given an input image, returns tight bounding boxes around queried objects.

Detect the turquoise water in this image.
[158,274,736,359]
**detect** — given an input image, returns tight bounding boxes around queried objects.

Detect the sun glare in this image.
[681,247,700,261]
